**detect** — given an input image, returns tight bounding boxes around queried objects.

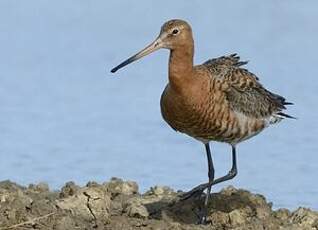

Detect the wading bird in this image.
[111,19,293,224]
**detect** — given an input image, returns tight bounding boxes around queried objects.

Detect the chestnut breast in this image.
[160,67,266,144]
[160,67,221,137]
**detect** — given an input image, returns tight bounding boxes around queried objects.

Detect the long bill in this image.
[111,37,162,73]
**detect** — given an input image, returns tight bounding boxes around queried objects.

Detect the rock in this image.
[0,178,317,230]
[0,180,25,191]
[208,211,230,227]
[104,177,139,197]
[124,197,149,218]
[60,181,80,198]
[291,207,318,229]
[274,208,291,221]
[146,186,174,196]
[28,182,50,193]
[0,183,33,228]
[54,215,77,230]
[56,184,111,226]
[228,208,250,226]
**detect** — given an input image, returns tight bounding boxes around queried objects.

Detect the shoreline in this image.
[0,178,317,229]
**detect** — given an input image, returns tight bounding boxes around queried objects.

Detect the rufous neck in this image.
[168,43,194,92]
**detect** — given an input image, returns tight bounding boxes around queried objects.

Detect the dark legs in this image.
[200,143,215,224]
[212,145,237,185]
[180,145,238,218]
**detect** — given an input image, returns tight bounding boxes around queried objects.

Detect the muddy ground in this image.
[0,178,317,230]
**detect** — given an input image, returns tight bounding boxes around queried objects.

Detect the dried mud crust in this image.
[0,178,317,230]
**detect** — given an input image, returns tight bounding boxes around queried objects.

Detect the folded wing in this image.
[203,54,293,120]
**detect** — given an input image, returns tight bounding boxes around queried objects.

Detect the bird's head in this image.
[111,19,193,73]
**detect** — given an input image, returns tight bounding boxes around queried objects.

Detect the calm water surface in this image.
[0,1,317,210]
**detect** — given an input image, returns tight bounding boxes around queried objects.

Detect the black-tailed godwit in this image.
[111,19,293,224]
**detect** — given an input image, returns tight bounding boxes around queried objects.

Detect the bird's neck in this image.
[168,43,194,93]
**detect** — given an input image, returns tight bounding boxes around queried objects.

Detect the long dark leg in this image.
[212,145,237,185]
[180,145,237,201]
[200,143,215,224]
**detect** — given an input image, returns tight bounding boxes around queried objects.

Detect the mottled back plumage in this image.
[204,54,293,122]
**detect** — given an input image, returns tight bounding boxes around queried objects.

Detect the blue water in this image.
[0,1,317,210]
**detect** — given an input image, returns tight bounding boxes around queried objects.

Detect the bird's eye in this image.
[172,29,179,35]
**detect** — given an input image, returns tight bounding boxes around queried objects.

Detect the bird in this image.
[110,19,293,224]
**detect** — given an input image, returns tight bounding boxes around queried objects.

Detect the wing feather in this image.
[203,54,293,119]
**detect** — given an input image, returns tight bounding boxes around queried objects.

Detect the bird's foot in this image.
[178,182,210,201]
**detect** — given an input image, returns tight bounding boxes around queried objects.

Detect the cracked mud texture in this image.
[0,178,317,230]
